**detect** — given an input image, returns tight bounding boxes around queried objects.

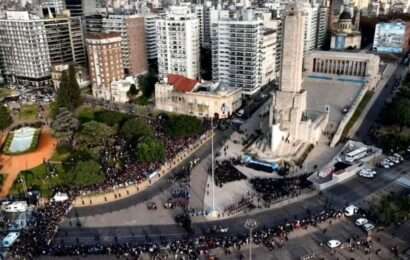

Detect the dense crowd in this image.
[250,174,313,203]
[10,204,372,259]
[79,117,210,195]
[7,117,213,258]
[212,160,247,187]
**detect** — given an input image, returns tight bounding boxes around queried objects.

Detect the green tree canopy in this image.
[75,121,116,155]
[165,115,203,138]
[136,136,165,162]
[127,84,140,99]
[56,65,82,111]
[138,71,158,98]
[120,118,153,141]
[51,107,80,145]
[65,160,105,187]
[94,110,130,127]
[0,106,12,131]
[388,98,410,130]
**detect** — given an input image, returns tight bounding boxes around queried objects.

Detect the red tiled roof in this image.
[167,74,198,93]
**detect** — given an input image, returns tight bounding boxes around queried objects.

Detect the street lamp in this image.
[244,218,257,260]
[209,117,218,217]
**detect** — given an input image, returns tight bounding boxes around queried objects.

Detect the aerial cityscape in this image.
[0,0,410,259]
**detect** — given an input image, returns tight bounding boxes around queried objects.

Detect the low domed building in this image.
[330,7,362,50]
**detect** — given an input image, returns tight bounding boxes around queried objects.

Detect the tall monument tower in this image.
[267,1,328,157]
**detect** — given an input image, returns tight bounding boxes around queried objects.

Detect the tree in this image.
[0,174,5,189]
[165,115,203,138]
[51,108,80,146]
[65,160,105,187]
[391,98,410,131]
[94,110,130,127]
[75,121,115,156]
[126,84,140,101]
[138,71,158,98]
[136,136,165,162]
[56,65,82,111]
[120,118,153,141]
[0,106,12,131]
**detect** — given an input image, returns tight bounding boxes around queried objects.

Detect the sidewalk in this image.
[72,131,213,208]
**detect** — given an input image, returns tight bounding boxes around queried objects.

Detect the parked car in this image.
[362,223,375,232]
[327,240,341,248]
[146,202,157,210]
[344,205,359,217]
[355,218,368,226]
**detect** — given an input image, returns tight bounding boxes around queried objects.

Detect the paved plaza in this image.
[304,78,363,132]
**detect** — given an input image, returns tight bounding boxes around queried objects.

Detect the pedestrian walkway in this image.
[72,131,213,208]
[0,128,57,197]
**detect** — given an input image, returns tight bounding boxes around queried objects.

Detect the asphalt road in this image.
[354,63,408,142]
[55,160,409,246]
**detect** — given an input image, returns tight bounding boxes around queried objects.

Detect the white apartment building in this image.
[211,9,276,95]
[191,4,204,46]
[144,14,159,61]
[302,2,319,53]
[316,1,330,49]
[0,11,50,87]
[156,6,200,80]
[0,11,85,87]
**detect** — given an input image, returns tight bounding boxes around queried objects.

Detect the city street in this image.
[55,159,410,246]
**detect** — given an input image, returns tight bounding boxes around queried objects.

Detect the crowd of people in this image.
[212,160,247,187]
[77,117,210,195]
[7,117,212,258]
[9,203,376,259]
[250,174,313,203]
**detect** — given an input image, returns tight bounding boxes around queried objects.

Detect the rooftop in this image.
[86,32,121,40]
[167,74,199,93]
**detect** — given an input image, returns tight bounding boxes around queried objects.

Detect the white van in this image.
[1,201,28,213]
[2,232,19,247]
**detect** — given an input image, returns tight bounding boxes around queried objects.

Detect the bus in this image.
[242,155,279,173]
[345,147,368,163]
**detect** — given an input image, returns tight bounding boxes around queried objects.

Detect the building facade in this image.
[155,74,242,118]
[86,32,124,101]
[330,7,361,50]
[373,21,410,54]
[156,6,200,80]
[0,11,85,87]
[211,9,276,95]
[304,50,381,87]
[144,14,159,61]
[0,11,51,87]
[103,14,148,76]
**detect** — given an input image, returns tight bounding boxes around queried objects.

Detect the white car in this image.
[362,223,375,232]
[355,218,369,226]
[327,240,341,248]
[52,192,69,202]
[344,205,359,216]
[1,201,28,213]
[358,171,375,178]
[381,162,390,169]
[384,159,394,166]
[388,156,400,164]
[393,153,403,160]
[2,232,20,247]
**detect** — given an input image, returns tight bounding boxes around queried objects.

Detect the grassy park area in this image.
[19,104,39,121]
[342,91,374,139]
